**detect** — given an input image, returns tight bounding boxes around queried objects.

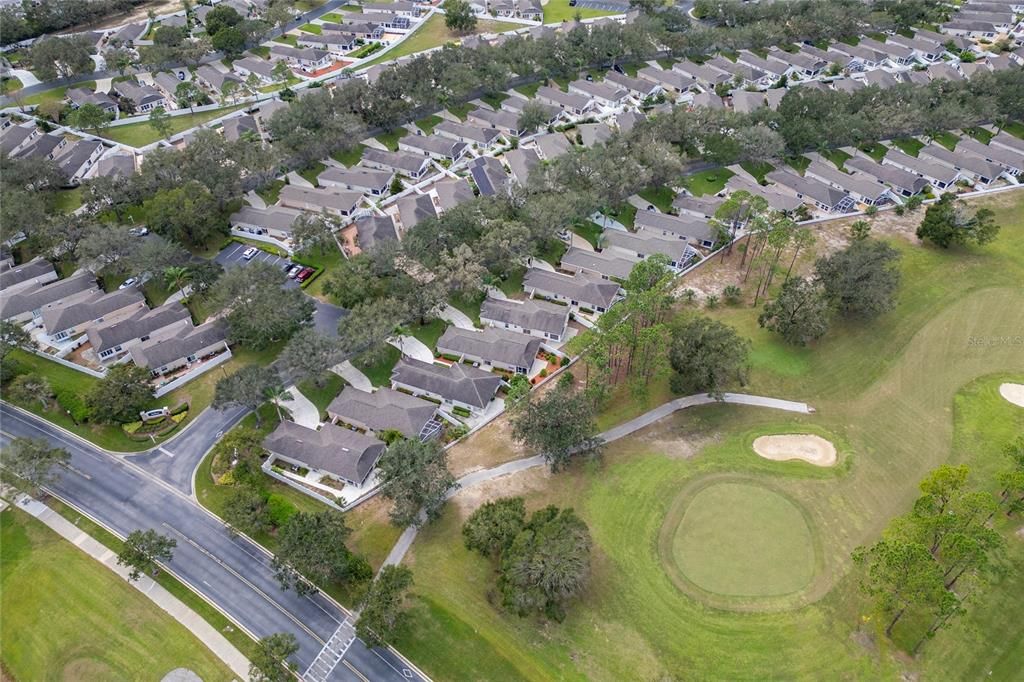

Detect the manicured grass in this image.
[142,277,174,307]
[496,265,525,297]
[820,147,851,169]
[963,126,993,144]
[348,42,384,59]
[407,318,449,351]
[249,45,271,58]
[101,104,248,147]
[514,81,542,98]
[571,221,604,248]
[0,76,23,95]
[297,372,347,413]
[637,186,675,213]
[359,15,521,69]
[416,114,443,134]
[447,102,473,121]
[786,154,811,173]
[543,0,621,23]
[739,160,774,184]
[607,201,636,228]
[332,143,365,166]
[19,81,95,107]
[0,508,233,681]
[376,129,405,152]
[320,11,344,21]
[257,74,302,93]
[53,187,83,213]
[299,22,322,34]
[891,137,924,157]
[450,291,484,327]
[858,142,888,162]
[298,160,326,186]
[353,345,401,387]
[256,178,286,205]
[680,168,734,196]
[273,34,299,47]
[933,130,960,151]
[481,91,509,109]
[1003,120,1024,138]
[393,192,1024,680]
[295,242,343,300]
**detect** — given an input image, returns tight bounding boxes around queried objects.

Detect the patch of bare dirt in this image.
[628,419,718,460]
[449,466,552,520]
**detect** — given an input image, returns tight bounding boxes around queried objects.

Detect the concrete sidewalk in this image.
[331,360,373,391]
[12,494,251,679]
[279,385,321,428]
[388,335,434,363]
[438,304,475,330]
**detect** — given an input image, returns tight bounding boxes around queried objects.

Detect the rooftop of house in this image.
[523,267,621,308]
[327,386,437,440]
[480,296,571,337]
[390,357,503,409]
[263,420,385,484]
[437,326,543,370]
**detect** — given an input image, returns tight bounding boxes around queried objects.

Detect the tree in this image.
[517,100,552,135]
[163,265,192,299]
[499,506,591,620]
[850,219,872,241]
[86,364,154,424]
[212,25,246,57]
[214,261,314,349]
[337,296,408,364]
[35,99,65,124]
[355,565,414,648]
[0,437,69,494]
[104,45,136,75]
[463,496,526,560]
[8,373,53,409]
[175,80,203,114]
[265,383,290,422]
[376,439,457,528]
[851,537,945,637]
[916,193,1000,249]
[272,510,372,595]
[223,486,272,536]
[280,329,342,387]
[272,59,292,83]
[0,320,31,363]
[76,224,139,270]
[511,378,601,472]
[67,102,112,134]
[148,106,173,139]
[443,0,477,33]
[667,316,749,399]
[997,436,1024,516]
[204,4,243,36]
[814,239,902,319]
[29,35,94,80]
[213,365,279,426]
[758,277,830,346]
[249,633,299,682]
[291,211,337,255]
[117,529,177,582]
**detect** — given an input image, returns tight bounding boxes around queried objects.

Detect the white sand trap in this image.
[999,383,1024,408]
[753,434,837,467]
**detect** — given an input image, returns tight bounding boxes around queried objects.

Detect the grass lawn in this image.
[857,142,888,163]
[416,114,443,134]
[933,130,960,151]
[406,318,449,351]
[376,129,405,152]
[391,192,1024,680]
[19,81,95,107]
[738,160,774,184]
[963,126,993,144]
[258,74,302,93]
[250,45,271,58]
[360,15,521,69]
[297,372,347,413]
[102,104,248,147]
[786,154,811,173]
[295,242,344,300]
[256,178,286,205]
[447,102,473,121]
[1,76,23,95]
[515,81,542,98]
[537,237,567,265]
[273,34,299,47]
[1003,120,1024,138]
[353,345,401,387]
[332,143,366,166]
[320,11,344,21]
[299,22,322,34]
[496,265,526,297]
[142,277,174,307]
[607,202,636,228]
[298,161,326,186]
[0,508,233,681]
[637,186,675,213]
[680,168,734,196]
[891,137,924,157]
[543,0,621,22]
[450,291,484,327]
[571,221,604,248]
[481,91,509,109]
[820,147,851,169]
[53,187,84,213]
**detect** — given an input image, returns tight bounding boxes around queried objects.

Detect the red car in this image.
[295,267,315,282]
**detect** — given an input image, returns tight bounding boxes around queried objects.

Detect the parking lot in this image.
[213,242,347,337]
[572,0,630,11]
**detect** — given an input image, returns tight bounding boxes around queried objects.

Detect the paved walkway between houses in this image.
[12,494,250,679]
[381,392,814,568]
[570,232,594,251]
[279,385,321,428]
[591,212,628,232]
[629,194,657,211]
[388,335,434,363]
[529,257,555,272]
[331,360,373,391]
[438,304,475,330]
[286,171,314,188]
[244,190,267,209]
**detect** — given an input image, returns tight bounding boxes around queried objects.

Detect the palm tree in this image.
[164,266,192,300]
[264,384,290,422]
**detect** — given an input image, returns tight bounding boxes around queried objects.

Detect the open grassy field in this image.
[0,508,233,681]
[102,104,248,147]
[359,15,521,69]
[390,192,1024,680]
[543,0,622,23]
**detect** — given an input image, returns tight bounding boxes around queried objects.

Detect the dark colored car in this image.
[295,267,315,282]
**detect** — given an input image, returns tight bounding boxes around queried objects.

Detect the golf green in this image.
[671,482,815,597]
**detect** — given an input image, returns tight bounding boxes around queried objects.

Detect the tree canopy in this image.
[668,315,750,398]
[214,262,314,349]
[272,510,372,595]
[916,193,1001,249]
[376,438,457,528]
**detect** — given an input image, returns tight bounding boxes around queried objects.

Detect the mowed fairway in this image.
[0,508,233,681]
[669,481,815,598]
[392,192,1024,680]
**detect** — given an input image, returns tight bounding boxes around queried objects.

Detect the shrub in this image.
[560,356,570,367]
[171,411,188,424]
[267,493,297,528]
[539,369,549,378]
[170,402,189,415]
[723,285,742,304]
[452,405,472,418]
[122,421,144,434]
[55,387,91,423]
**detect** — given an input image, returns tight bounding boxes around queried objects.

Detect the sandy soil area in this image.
[752,434,837,467]
[999,383,1024,408]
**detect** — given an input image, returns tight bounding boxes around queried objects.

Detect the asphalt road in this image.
[0,403,427,682]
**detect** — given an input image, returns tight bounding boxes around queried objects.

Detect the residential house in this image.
[705,55,771,88]
[395,193,437,230]
[804,160,892,206]
[690,91,725,110]
[523,267,621,313]
[390,358,502,415]
[829,42,886,70]
[297,31,357,56]
[559,246,639,281]
[108,22,147,46]
[152,72,185,106]
[859,37,916,67]
[263,420,385,487]
[881,148,961,190]
[765,168,857,213]
[230,205,304,241]
[0,273,98,324]
[603,70,662,100]
[467,107,529,137]
[724,174,804,213]
[990,131,1024,156]
[57,140,105,185]
[886,33,946,62]
[40,288,145,343]
[434,120,502,147]
[468,156,509,196]
[360,148,432,179]
[845,155,928,197]
[353,214,398,250]
[196,64,243,94]
[223,114,258,141]
[567,79,629,108]
[956,137,1024,176]
[66,87,119,117]
[927,62,964,81]
[344,11,412,30]
[532,132,571,160]
[672,194,725,220]
[436,326,542,375]
[535,86,593,116]
[602,229,691,268]
[269,45,332,73]
[636,66,696,95]
[327,386,438,440]
[15,132,68,161]
[430,177,475,212]
[504,147,540,184]
[634,210,717,248]
[918,143,1003,185]
[279,185,363,217]
[576,122,612,147]
[363,1,423,16]
[862,69,900,89]
[730,89,765,114]
[500,95,560,124]
[0,122,40,156]
[480,296,571,343]
[233,56,278,83]
[321,21,383,41]
[672,60,733,90]
[489,0,543,20]
[941,18,998,38]
[737,50,789,80]
[114,81,168,113]
[0,258,58,296]
[87,301,192,363]
[130,320,230,377]
[767,47,827,77]
[830,77,865,94]
[915,27,973,51]
[318,167,393,196]
[614,110,645,134]
[398,134,468,162]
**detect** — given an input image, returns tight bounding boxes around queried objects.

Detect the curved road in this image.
[0,402,427,682]
[383,392,814,568]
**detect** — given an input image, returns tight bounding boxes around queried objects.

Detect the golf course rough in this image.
[670,482,815,597]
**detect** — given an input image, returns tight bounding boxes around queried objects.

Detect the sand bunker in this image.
[753,434,837,467]
[999,383,1024,408]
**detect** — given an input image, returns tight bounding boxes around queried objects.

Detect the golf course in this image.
[387,191,1024,680]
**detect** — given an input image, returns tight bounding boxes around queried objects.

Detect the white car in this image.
[128,227,149,237]
[119,277,139,289]
[242,247,259,260]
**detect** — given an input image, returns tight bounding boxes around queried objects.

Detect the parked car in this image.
[128,226,149,237]
[242,247,258,260]
[295,267,314,282]
[287,265,302,279]
[119,277,140,289]
[282,261,294,272]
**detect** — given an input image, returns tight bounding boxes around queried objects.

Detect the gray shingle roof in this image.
[263,420,385,484]
[523,268,620,309]
[399,133,466,159]
[437,326,542,370]
[1,273,97,320]
[317,166,393,191]
[602,229,689,261]
[882,148,960,185]
[390,358,502,409]
[765,169,851,209]
[845,155,927,195]
[86,301,192,354]
[279,185,362,214]
[480,296,570,337]
[560,246,638,280]
[634,210,715,242]
[0,258,55,290]
[504,147,540,184]
[361,148,430,175]
[40,287,144,335]
[354,215,397,250]
[230,205,304,233]
[130,320,228,370]
[396,193,437,229]
[327,386,437,439]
